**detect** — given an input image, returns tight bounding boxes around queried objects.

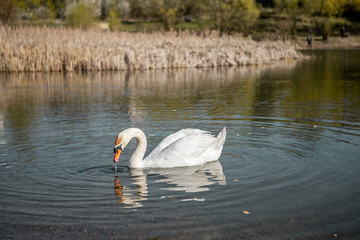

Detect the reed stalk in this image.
[0,26,302,72]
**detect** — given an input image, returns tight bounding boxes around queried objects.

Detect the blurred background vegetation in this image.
[1,0,360,39]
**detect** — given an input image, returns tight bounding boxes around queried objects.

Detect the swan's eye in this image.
[113,144,123,153]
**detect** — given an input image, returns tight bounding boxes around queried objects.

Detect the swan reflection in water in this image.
[113,160,226,208]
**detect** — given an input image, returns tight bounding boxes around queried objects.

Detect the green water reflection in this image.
[1,50,359,132]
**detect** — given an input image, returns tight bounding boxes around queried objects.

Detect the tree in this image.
[66,1,95,30]
[275,0,306,39]
[128,0,145,19]
[306,0,347,40]
[343,0,360,21]
[207,0,260,36]
[100,0,108,20]
[181,0,206,21]
[0,0,17,24]
[353,0,360,12]
[181,0,207,31]
[274,0,288,11]
[158,0,184,31]
[144,0,162,20]
[287,0,302,39]
[108,0,121,31]
[141,0,184,31]
[51,0,67,19]
[15,0,58,20]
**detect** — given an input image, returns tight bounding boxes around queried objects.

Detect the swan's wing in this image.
[145,130,218,167]
[146,128,209,159]
[161,133,216,158]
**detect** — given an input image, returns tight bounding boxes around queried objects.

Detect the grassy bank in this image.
[296,36,360,50]
[0,26,302,72]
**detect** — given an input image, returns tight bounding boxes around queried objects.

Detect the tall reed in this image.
[0,26,302,72]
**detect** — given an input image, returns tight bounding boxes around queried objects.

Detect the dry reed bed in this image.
[0,26,302,72]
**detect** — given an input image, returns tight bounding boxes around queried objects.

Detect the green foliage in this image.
[108,0,121,31]
[274,0,288,11]
[312,16,331,40]
[158,7,182,31]
[4,0,360,37]
[15,0,57,20]
[273,0,349,39]
[353,0,360,12]
[144,0,164,20]
[208,0,260,36]
[109,9,121,31]
[319,0,347,16]
[274,0,306,39]
[128,0,184,31]
[129,0,145,19]
[66,1,95,30]
[181,0,206,20]
[305,0,347,39]
[52,0,67,19]
[46,0,56,18]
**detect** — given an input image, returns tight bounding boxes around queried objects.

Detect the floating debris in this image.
[181,198,206,202]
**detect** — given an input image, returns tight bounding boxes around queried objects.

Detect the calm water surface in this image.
[1,50,360,239]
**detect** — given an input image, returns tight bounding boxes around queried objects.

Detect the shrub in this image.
[108,0,121,31]
[208,0,260,36]
[159,7,181,31]
[66,1,95,30]
[109,9,121,31]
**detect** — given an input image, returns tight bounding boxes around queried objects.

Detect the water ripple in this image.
[1,53,360,238]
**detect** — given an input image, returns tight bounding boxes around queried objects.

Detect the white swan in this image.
[113,127,226,168]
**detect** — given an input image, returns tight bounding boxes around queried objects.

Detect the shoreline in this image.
[1,26,359,73]
[1,26,301,73]
[295,36,360,50]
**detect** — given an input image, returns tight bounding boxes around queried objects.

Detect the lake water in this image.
[0,50,360,239]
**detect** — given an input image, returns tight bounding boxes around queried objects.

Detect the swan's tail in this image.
[216,126,226,149]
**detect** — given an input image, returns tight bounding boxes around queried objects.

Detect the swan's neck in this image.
[128,129,147,168]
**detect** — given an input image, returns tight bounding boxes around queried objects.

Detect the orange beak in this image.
[113,149,122,163]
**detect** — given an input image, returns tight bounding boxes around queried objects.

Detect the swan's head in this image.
[113,128,146,164]
[113,129,134,163]
[113,134,126,163]
[113,142,123,163]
